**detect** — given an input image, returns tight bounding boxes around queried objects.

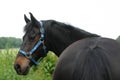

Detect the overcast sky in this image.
[0,0,120,39]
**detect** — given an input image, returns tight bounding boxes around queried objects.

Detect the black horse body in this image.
[53,37,120,80]
[14,13,120,80]
[14,13,99,75]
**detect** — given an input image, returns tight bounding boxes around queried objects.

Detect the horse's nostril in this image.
[16,64,20,69]
[14,64,21,74]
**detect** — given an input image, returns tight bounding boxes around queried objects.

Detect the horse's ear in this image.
[29,12,38,24]
[24,14,30,23]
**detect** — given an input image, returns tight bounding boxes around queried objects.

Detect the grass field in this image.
[0,48,58,80]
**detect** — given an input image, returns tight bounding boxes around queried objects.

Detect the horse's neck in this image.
[45,21,99,56]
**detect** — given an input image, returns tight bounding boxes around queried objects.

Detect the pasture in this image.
[0,48,58,80]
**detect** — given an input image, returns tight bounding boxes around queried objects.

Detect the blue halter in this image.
[19,21,47,65]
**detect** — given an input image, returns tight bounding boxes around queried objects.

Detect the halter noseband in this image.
[19,21,47,65]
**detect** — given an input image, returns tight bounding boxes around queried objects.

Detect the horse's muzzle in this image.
[14,63,30,75]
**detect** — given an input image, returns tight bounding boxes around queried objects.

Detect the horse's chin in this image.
[16,65,30,75]
[17,70,29,75]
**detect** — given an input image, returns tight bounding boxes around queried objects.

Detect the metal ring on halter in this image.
[25,52,32,59]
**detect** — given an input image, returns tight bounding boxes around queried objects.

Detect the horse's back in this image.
[53,37,120,80]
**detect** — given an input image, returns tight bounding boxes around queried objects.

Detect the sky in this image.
[0,0,120,39]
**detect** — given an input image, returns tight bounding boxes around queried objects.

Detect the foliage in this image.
[116,36,120,42]
[0,37,22,49]
[0,49,58,80]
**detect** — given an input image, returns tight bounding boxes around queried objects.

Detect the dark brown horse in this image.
[14,13,98,75]
[53,37,120,80]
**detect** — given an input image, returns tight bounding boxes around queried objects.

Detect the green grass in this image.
[0,49,58,80]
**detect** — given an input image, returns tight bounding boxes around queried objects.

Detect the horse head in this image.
[14,13,47,75]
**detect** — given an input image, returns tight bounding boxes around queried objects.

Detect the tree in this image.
[116,36,120,42]
[0,37,22,49]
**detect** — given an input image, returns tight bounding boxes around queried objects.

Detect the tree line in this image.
[0,36,120,49]
[0,37,22,49]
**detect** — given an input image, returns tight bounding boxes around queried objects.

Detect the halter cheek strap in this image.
[19,21,47,65]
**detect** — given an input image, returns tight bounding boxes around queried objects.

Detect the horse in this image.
[14,13,99,75]
[53,37,120,80]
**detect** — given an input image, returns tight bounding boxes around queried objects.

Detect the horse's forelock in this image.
[24,22,32,33]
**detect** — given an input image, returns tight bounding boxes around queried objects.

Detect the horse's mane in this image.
[45,20,99,37]
[24,20,99,38]
[73,40,112,80]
